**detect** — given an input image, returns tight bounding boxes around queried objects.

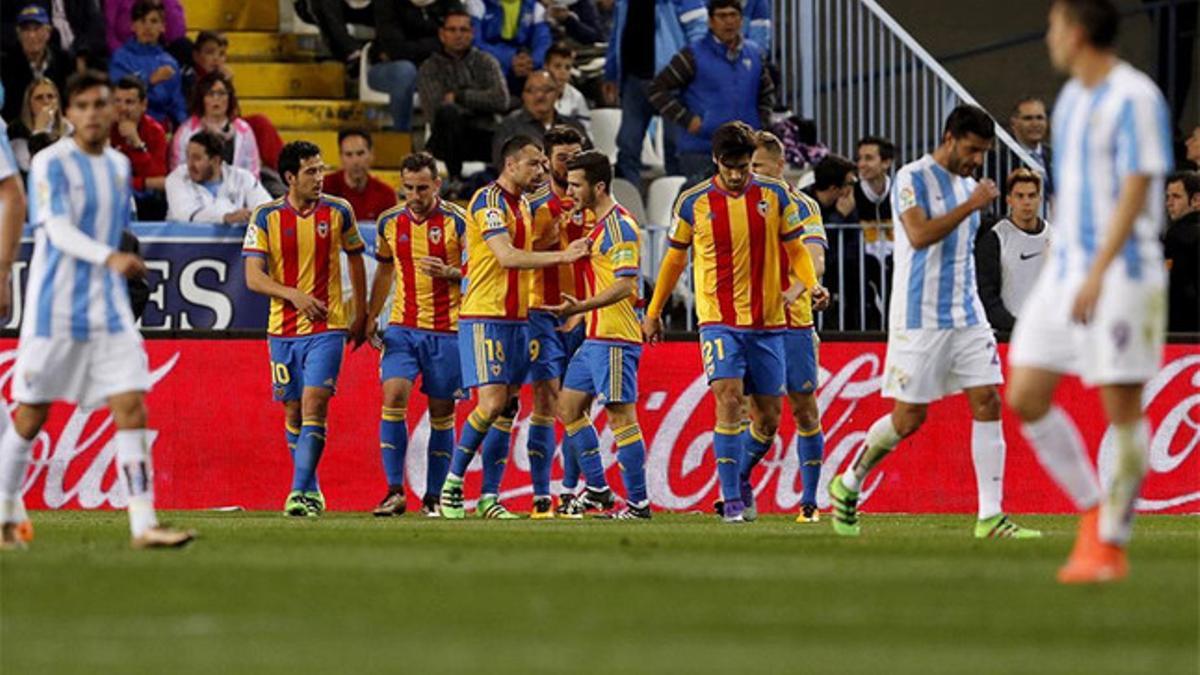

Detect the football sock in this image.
[527,415,555,498]
[115,429,158,538]
[843,415,901,491]
[1020,406,1101,510]
[426,414,455,497]
[285,423,300,461]
[566,416,607,489]
[797,426,824,505]
[0,426,33,525]
[739,423,774,482]
[480,415,513,496]
[292,419,327,493]
[971,420,1006,520]
[561,426,582,491]
[379,406,408,490]
[1100,418,1149,546]
[713,422,742,502]
[448,408,492,481]
[613,423,648,504]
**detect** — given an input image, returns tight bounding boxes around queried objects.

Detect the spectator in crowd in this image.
[109,0,188,128]
[740,0,772,52]
[595,0,614,40]
[541,0,607,45]
[1186,126,1200,171]
[545,42,590,133]
[974,169,1051,333]
[803,154,864,330]
[302,0,373,73]
[182,31,232,98]
[492,70,588,170]
[1005,95,1054,197]
[419,8,510,191]
[602,0,705,181]
[105,0,187,55]
[805,154,857,225]
[322,129,398,222]
[166,130,271,225]
[7,77,70,173]
[1164,171,1200,333]
[467,0,552,94]
[171,72,260,176]
[648,0,774,184]
[111,75,169,220]
[2,0,108,73]
[365,0,458,132]
[2,5,71,123]
[853,135,895,330]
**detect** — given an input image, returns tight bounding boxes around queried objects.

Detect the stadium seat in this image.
[640,118,665,173]
[358,42,388,105]
[591,109,621,163]
[645,175,686,273]
[610,178,651,279]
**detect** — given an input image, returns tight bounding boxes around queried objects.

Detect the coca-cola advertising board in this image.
[6,338,1198,514]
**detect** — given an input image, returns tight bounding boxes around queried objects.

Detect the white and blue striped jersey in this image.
[1051,61,1172,285]
[0,119,17,181]
[889,154,987,331]
[24,137,137,340]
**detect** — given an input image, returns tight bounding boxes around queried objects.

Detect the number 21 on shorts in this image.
[702,337,726,376]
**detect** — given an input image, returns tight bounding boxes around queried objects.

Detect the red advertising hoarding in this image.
[6,339,1198,514]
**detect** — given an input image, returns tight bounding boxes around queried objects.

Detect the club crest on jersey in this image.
[316,220,329,238]
[429,226,443,245]
[757,199,769,217]
[491,364,502,376]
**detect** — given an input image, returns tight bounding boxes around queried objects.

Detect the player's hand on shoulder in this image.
[969,179,999,210]
[563,238,590,262]
[106,252,147,279]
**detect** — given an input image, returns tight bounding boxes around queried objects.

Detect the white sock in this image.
[0,425,34,524]
[843,415,901,491]
[116,429,158,538]
[971,420,1006,520]
[1100,419,1149,546]
[1021,407,1101,510]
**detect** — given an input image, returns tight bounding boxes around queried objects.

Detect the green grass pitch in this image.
[2,512,1196,674]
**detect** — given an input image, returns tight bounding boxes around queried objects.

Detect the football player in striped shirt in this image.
[526,126,591,518]
[539,150,649,519]
[643,122,820,523]
[439,135,589,520]
[750,131,832,524]
[0,72,192,549]
[827,106,1040,540]
[366,152,468,518]
[243,141,368,517]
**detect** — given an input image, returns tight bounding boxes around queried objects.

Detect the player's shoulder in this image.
[468,183,504,214]
[752,174,792,200]
[28,137,70,174]
[674,179,711,215]
[250,195,287,223]
[609,204,640,239]
[439,199,469,221]
[1110,61,1163,99]
[320,194,356,221]
[376,201,407,227]
[102,146,131,173]
[527,184,553,210]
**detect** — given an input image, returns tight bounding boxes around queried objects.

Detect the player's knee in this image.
[972,390,1003,421]
[1007,389,1050,423]
[301,391,331,421]
[606,404,637,429]
[532,382,556,415]
[792,399,820,432]
[381,382,411,409]
[111,399,147,429]
[712,388,743,419]
[893,408,926,437]
[13,403,49,439]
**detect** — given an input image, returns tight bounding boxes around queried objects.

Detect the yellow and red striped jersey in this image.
[782,187,827,329]
[460,182,535,321]
[582,203,642,343]
[528,185,593,308]
[667,176,807,329]
[374,198,468,332]
[243,195,365,337]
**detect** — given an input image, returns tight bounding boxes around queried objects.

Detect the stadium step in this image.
[227,62,345,99]
[279,131,413,168]
[189,31,321,62]
[181,0,279,32]
[238,99,389,130]
[373,170,402,191]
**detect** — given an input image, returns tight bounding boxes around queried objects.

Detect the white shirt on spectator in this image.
[555,83,591,134]
[166,162,271,224]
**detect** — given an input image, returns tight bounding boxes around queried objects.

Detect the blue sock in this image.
[480,416,513,495]
[285,424,299,461]
[566,416,607,489]
[527,415,555,498]
[449,409,492,480]
[561,429,581,491]
[798,428,825,506]
[426,413,455,498]
[292,420,327,492]
[713,423,742,502]
[613,423,648,504]
[740,424,774,482]
[379,407,408,490]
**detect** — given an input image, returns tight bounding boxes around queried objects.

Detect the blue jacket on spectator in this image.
[741,0,772,54]
[603,0,706,83]
[109,40,187,127]
[466,0,552,76]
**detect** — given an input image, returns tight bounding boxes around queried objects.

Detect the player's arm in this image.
[243,255,327,322]
[366,230,395,327]
[781,235,819,306]
[806,241,826,278]
[900,179,998,249]
[1070,174,1151,323]
[485,231,588,269]
[0,173,27,318]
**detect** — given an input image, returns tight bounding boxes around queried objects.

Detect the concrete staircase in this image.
[183,0,411,190]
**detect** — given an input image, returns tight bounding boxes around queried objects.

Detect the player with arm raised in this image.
[242,141,368,517]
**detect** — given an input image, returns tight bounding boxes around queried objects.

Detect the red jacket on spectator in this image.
[110,113,168,193]
[323,170,397,222]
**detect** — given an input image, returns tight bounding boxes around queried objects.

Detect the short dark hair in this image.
[943,104,996,141]
[189,71,238,120]
[856,135,896,162]
[400,151,438,178]
[114,74,147,101]
[131,0,164,22]
[338,128,373,150]
[63,70,110,107]
[812,154,856,191]
[1168,171,1200,200]
[1053,0,1119,48]
[500,134,540,163]
[1009,95,1046,119]
[543,125,585,155]
[278,141,322,182]
[546,42,575,62]
[707,0,742,16]
[193,30,228,51]
[188,129,225,159]
[442,7,471,25]
[711,121,757,161]
[1006,168,1043,195]
[566,150,612,191]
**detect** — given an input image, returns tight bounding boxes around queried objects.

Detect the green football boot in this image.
[303,491,325,517]
[440,478,466,520]
[828,473,861,537]
[975,514,1042,539]
[284,491,309,517]
[477,495,520,520]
